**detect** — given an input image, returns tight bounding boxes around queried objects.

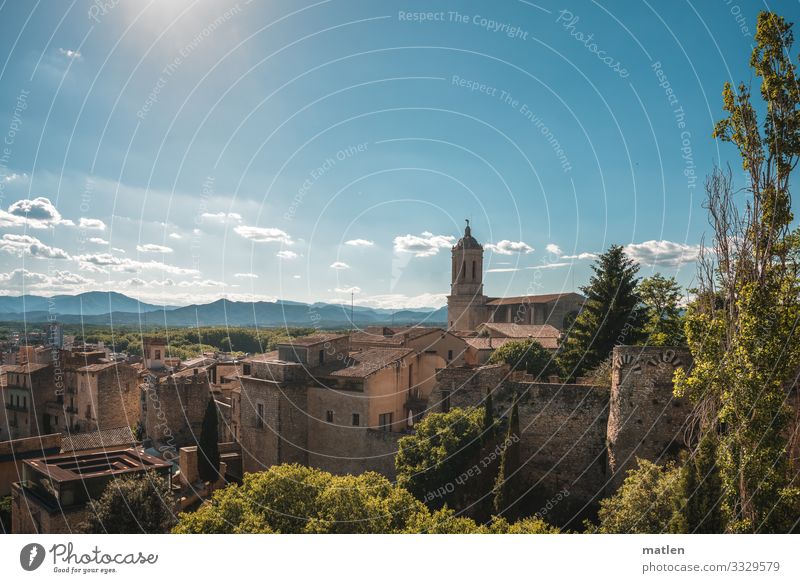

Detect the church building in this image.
[446,222,585,331]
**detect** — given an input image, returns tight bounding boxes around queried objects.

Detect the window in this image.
[352,413,360,426]
[256,403,264,428]
[472,260,476,280]
[154,350,161,360]
[326,410,334,423]
[378,412,393,431]
[243,363,251,376]
[447,350,453,362]
[319,349,325,365]
[408,364,413,388]
[22,396,26,409]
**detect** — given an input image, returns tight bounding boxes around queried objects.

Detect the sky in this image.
[0,0,797,308]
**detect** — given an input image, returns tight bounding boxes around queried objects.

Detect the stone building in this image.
[446,221,584,331]
[11,448,171,533]
[239,334,444,477]
[0,363,56,441]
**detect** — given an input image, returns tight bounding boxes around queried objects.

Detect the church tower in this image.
[447,220,488,330]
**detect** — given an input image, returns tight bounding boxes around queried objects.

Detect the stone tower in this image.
[447,220,488,330]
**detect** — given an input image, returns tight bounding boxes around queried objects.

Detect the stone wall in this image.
[606,346,692,489]
[144,373,210,456]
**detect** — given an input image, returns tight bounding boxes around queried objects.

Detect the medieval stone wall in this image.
[606,346,692,489]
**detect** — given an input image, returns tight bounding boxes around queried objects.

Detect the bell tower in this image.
[446,220,488,330]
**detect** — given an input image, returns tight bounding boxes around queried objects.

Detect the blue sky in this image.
[0,0,795,308]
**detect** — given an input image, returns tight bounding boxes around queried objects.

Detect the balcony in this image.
[405,389,427,413]
[64,406,78,414]
[5,402,28,412]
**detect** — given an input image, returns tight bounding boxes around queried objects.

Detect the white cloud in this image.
[2,172,28,183]
[0,197,74,229]
[334,286,361,294]
[0,234,71,259]
[0,268,91,290]
[624,240,701,267]
[89,237,109,245]
[330,261,350,270]
[352,293,447,309]
[168,232,182,240]
[393,232,455,257]
[58,48,82,59]
[111,247,126,254]
[344,239,374,247]
[234,225,293,244]
[292,275,301,279]
[276,250,298,260]
[74,252,198,275]
[546,243,562,255]
[234,272,258,279]
[136,243,173,253]
[79,217,106,230]
[200,212,242,224]
[486,262,570,274]
[485,240,534,255]
[562,252,598,260]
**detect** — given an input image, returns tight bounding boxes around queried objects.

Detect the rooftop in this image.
[477,323,562,338]
[486,292,584,306]
[281,333,348,347]
[60,426,136,453]
[465,336,559,350]
[24,448,170,483]
[1,362,51,374]
[76,361,129,373]
[324,347,414,379]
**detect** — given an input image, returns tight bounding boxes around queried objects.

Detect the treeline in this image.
[74,326,316,360]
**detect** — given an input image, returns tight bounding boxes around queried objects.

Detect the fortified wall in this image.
[429,345,693,526]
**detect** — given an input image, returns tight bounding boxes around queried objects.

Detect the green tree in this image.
[488,339,559,379]
[559,245,646,379]
[638,273,685,346]
[395,407,484,509]
[682,432,725,533]
[493,398,521,518]
[197,397,220,483]
[482,389,495,439]
[675,11,800,533]
[593,459,683,534]
[174,464,426,534]
[81,471,177,534]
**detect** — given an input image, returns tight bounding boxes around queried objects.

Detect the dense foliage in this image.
[674,11,800,533]
[558,245,646,379]
[637,274,686,346]
[80,471,177,534]
[395,407,485,510]
[173,464,559,534]
[488,339,560,379]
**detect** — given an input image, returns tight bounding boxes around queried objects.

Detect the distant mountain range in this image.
[0,292,447,328]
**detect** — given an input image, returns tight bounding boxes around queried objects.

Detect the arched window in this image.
[461,261,466,281]
[472,260,476,281]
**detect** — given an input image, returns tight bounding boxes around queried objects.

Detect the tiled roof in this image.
[326,348,413,378]
[60,426,136,453]
[77,361,127,372]
[466,336,559,350]
[1,362,51,374]
[283,333,348,347]
[477,323,561,338]
[486,292,583,306]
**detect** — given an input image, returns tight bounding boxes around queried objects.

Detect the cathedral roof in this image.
[453,222,482,250]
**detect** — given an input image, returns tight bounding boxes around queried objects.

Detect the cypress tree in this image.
[197,397,220,483]
[482,389,494,439]
[558,245,646,379]
[493,398,521,518]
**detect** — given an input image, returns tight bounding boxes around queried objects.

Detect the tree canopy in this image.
[488,339,560,379]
